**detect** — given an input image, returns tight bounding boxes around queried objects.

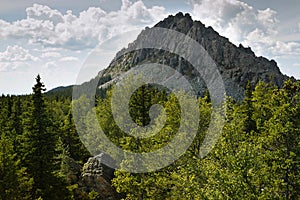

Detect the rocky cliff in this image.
[95,12,289,100]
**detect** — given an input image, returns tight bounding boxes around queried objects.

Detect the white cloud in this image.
[44,61,58,69]
[0,45,38,62]
[0,1,168,50]
[293,63,300,67]
[257,8,278,28]
[60,56,79,62]
[0,45,38,72]
[192,0,278,50]
[0,62,29,72]
[26,3,64,24]
[0,19,9,28]
[270,41,300,56]
[41,52,61,58]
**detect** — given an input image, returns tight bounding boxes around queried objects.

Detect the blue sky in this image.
[0,0,299,94]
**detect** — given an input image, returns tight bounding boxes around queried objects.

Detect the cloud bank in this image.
[0,0,167,50]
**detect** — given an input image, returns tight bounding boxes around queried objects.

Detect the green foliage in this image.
[61,111,91,163]
[87,190,101,200]
[0,132,21,200]
[0,76,299,199]
[111,80,300,199]
[198,80,300,199]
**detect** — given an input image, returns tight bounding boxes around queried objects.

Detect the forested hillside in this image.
[0,75,299,199]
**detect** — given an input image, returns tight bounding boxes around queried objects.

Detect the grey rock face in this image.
[82,153,115,183]
[80,154,119,199]
[96,12,289,100]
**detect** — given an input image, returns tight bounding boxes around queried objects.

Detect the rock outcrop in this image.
[65,154,119,199]
[95,12,289,100]
[80,154,119,199]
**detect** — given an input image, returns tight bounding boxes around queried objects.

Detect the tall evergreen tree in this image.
[21,75,63,199]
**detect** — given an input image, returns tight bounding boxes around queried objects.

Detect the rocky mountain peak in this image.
[154,12,195,33]
[96,12,289,100]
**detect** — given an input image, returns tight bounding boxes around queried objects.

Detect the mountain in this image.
[46,85,74,99]
[52,12,290,100]
[94,12,289,100]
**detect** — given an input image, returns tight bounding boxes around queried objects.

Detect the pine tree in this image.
[0,132,20,200]
[21,75,62,199]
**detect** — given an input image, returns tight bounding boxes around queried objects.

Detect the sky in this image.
[0,0,299,94]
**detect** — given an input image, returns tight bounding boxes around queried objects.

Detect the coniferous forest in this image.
[0,75,300,199]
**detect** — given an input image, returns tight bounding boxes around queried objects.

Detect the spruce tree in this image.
[21,75,61,199]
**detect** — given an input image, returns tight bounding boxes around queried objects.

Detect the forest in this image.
[0,75,299,199]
